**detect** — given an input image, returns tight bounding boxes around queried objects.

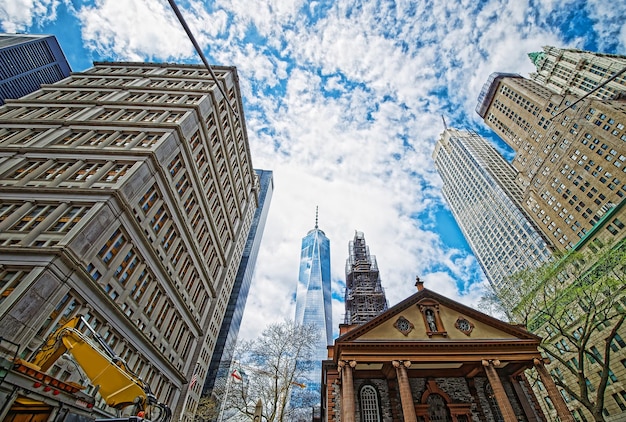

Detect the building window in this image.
[71,163,104,181]
[48,206,89,233]
[394,316,414,336]
[427,393,451,422]
[0,267,29,305]
[359,385,381,422]
[612,393,626,411]
[544,396,554,410]
[140,185,159,215]
[11,205,52,231]
[98,228,127,264]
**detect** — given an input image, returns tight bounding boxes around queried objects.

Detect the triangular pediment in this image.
[327,287,542,383]
[336,288,539,345]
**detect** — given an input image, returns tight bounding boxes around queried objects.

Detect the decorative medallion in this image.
[394,316,414,336]
[455,317,474,335]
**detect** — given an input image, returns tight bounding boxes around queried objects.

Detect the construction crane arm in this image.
[27,316,171,422]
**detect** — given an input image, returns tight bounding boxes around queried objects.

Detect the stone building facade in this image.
[477,73,626,252]
[322,281,573,422]
[0,62,259,421]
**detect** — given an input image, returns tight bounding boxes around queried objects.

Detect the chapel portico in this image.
[321,280,573,422]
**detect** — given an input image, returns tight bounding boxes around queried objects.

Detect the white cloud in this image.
[0,0,59,32]
[3,0,623,345]
[75,0,191,61]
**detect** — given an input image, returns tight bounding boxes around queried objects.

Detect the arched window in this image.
[360,385,381,422]
[427,393,451,421]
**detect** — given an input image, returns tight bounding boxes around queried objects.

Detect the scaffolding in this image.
[344,232,388,325]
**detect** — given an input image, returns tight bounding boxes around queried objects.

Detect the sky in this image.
[1,0,625,342]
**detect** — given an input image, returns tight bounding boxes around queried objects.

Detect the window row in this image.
[94,107,185,124]
[0,202,90,234]
[1,159,133,186]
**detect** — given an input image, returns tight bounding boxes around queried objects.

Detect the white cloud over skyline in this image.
[1,0,625,341]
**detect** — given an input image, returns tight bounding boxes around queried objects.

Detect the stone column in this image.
[393,360,417,422]
[482,360,517,422]
[533,359,574,422]
[510,375,540,422]
[339,360,356,422]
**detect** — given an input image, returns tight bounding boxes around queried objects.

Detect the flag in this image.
[189,369,198,390]
[231,369,242,381]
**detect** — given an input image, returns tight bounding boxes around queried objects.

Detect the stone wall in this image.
[339,375,534,421]
[354,378,394,422]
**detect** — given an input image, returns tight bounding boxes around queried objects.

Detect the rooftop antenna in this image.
[441,115,448,130]
[315,206,319,229]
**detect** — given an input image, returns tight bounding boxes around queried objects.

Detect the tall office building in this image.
[343,231,388,325]
[477,71,626,250]
[528,46,626,100]
[474,49,626,421]
[0,34,71,105]
[202,169,273,409]
[0,62,259,421]
[433,128,553,296]
[292,210,332,412]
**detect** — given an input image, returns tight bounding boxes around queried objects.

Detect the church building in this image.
[321,279,574,422]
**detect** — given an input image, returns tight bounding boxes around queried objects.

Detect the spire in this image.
[441,115,448,130]
[528,51,545,67]
[315,206,319,229]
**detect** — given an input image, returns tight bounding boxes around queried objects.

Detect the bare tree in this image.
[494,242,626,421]
[221,320,319,422]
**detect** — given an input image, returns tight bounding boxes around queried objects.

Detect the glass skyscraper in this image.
[202,170,273,410]
[292,210,332,412]
[0,34,71,105]
[432,128,553,303]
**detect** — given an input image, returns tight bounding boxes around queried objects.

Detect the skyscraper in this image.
[528,46,626,100]
[473,48,626,421]
[433,128,553,296]
[0,34,71,105]
[477,71,626,250]
[343,231,388,325]
[293,209,332,411]
[0,62,259,421]
[202,169,273,408]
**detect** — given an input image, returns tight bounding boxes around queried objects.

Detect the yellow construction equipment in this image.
[2,316,171,422]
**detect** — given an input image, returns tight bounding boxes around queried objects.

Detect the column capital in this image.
[533,357,550,366]
[392,360,412,368]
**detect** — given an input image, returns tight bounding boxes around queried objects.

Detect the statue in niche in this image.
[425,309,437,332]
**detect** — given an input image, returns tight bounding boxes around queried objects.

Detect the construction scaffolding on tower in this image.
[343,232,389,325]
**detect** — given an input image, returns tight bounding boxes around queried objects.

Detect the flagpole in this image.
[218,363,234,422]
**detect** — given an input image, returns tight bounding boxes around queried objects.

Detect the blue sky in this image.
[2,0,624,340]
